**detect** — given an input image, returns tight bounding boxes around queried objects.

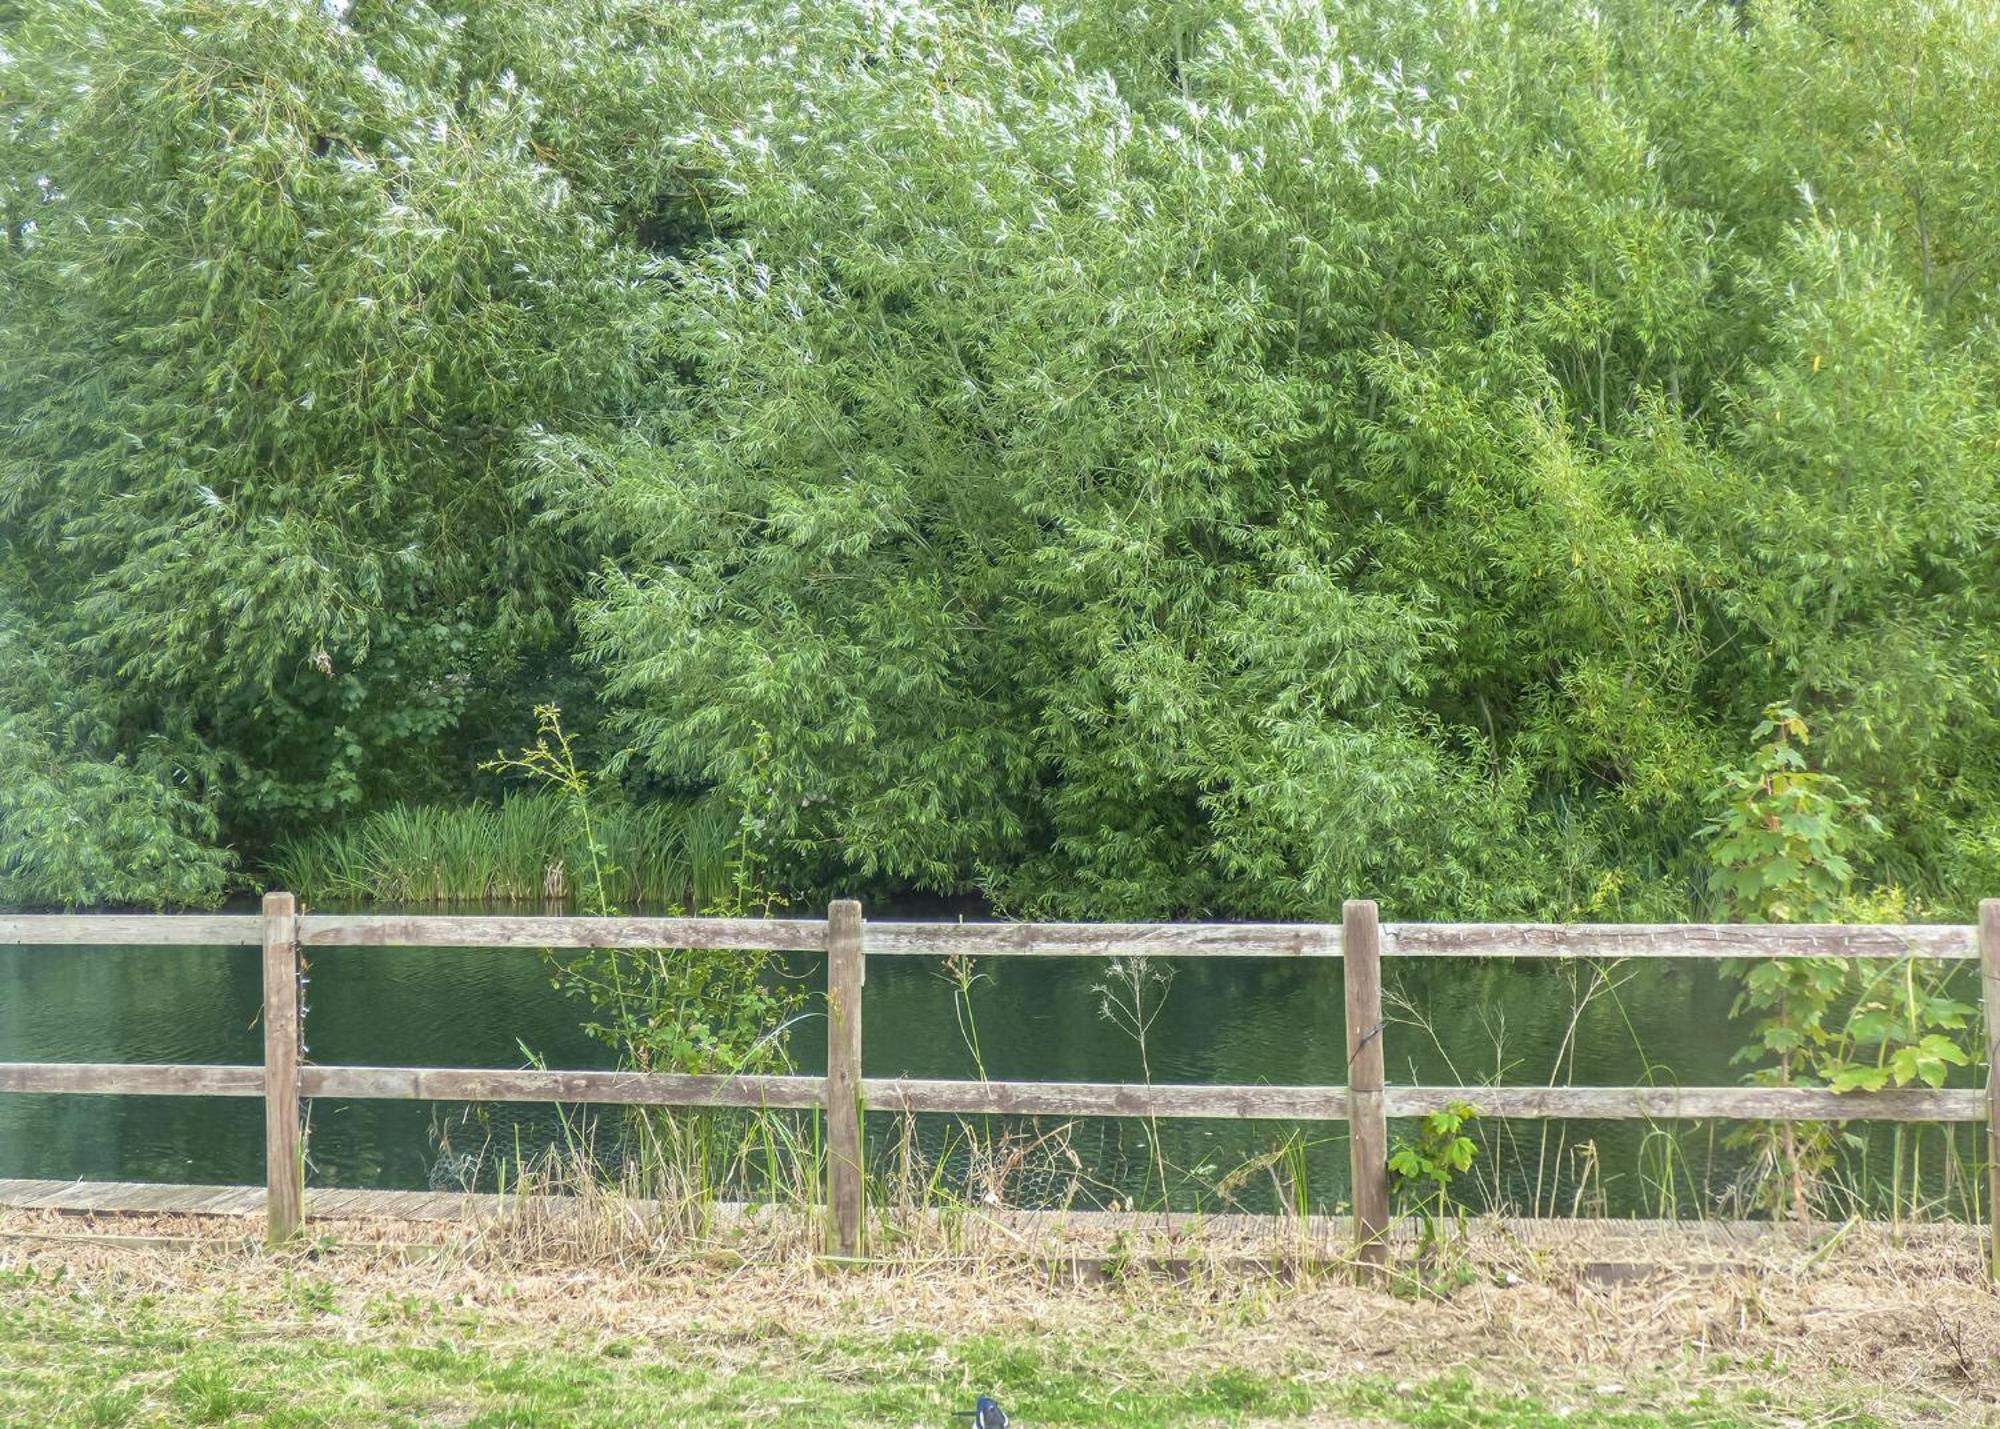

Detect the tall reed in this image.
[266,791,736,908]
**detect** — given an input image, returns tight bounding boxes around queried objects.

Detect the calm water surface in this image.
[0,915,1971,1216]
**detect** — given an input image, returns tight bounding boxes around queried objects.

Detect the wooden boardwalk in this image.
[0,1178,499,1221]
[0,1177,1840,1254]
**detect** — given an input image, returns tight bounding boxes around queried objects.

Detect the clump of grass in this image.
[478,1126,820,1264]
[437,1088,1165,1273]
[266,791,735,908]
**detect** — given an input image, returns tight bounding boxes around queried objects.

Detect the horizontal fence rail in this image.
[304,1066,827,1108]
[1,914,1980,959]
[3,899,1998,1270]
[866,921,1343,957]
[0,1063,265,1097]
[2,1065,1984,1123]
[0,915,264,945]
[298,914,831,951]
[1383,922,1977,960]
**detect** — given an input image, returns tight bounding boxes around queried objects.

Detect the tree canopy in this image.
[3,0,1996,917]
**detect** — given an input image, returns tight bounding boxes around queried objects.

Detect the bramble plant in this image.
[1700,704,1970,1222]
[1703,706,1879,925]
[1824,954,1973,1096]
[1817,886,1975,1230]
[1388,1101,1479,1279]
[1703,705,1873,1220]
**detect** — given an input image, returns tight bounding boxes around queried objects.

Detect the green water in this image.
[0,923,1977,1217]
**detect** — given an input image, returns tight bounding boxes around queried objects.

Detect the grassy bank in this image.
[1,1208,1990,1427]
[265,793,739,908]
[0,1327,1799,1428]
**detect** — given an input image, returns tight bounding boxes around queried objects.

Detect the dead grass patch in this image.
[3,1202,1997,1424]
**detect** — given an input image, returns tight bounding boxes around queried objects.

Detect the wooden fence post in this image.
[1982,900,2000,1281]
[826,899,865,1259]
[1344,898,1389,1281]
[261,891,303,1243]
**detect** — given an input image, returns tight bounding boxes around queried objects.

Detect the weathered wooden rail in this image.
[4,897,1999,1274]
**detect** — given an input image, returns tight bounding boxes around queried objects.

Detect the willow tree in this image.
[0,0,697,901]
[556,0,2000,919]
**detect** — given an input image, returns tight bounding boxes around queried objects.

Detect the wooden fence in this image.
[4,896,1999,1274]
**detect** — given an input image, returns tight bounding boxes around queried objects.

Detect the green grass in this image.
[0,1278,1908,1429]
[265,791,739,908]
[0,1331,1778,1427]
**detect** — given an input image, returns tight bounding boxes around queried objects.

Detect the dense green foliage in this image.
[4,0,1997,915]
[1,0,654,902]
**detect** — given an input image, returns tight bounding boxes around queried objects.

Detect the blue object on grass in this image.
[955,1394,1009,1427]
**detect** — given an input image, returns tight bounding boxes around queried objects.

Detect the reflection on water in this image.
[0,925,1978,1216]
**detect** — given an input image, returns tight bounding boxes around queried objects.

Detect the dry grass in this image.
[4,1202,1999,1424]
